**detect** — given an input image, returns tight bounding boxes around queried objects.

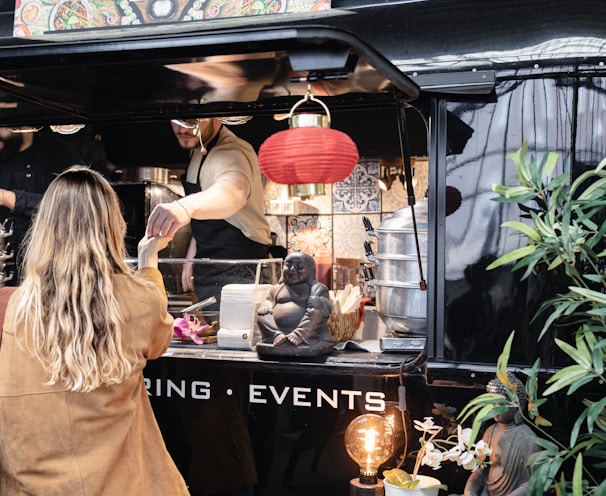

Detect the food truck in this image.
[0,0,605,494]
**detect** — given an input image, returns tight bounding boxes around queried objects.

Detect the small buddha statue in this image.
[462,373,539,496]
[256,252,333,357]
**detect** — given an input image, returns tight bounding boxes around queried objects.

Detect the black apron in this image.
[182,132,269,310]
[180,134,259,495]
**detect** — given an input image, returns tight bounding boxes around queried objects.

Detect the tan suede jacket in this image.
[0,268,190,495]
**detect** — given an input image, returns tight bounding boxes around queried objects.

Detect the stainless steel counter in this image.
[162,307,426,377]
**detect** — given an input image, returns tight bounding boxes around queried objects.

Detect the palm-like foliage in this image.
[459,142,606,496]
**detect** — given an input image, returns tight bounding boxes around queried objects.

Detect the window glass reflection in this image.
[443,77,575,364]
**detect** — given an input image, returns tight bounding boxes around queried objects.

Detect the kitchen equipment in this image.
[334,257,360,290]
[112,166,192,265]
[363,199,428,341]
[180,296,217,314]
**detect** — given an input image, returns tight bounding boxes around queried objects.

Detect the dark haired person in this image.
[0,127,83,285]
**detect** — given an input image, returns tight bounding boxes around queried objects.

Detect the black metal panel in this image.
[437,74,606,366]
[0,25,419,128]
[327,0,606,73]
[143,356,481,495]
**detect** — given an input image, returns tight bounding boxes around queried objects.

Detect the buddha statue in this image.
[462,373,539,496]
[256,252,333,357]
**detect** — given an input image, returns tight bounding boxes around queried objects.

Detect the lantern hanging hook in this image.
[304,83,313,101]
[288,85,331,128]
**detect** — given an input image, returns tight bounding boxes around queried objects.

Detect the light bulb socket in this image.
[360,474,378,485]
[349,477,385,496]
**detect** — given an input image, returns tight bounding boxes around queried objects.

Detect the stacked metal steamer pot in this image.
[364,199,428,338]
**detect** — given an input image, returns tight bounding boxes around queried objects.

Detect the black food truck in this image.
[0,0,605,494]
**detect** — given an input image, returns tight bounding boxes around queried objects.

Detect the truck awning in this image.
[0,22,419,128]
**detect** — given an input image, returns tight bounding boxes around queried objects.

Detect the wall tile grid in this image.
[263,157,428,288]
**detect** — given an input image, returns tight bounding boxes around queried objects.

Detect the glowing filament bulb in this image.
[345,414,394,485]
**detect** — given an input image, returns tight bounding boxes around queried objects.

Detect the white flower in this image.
[413,417,443,435]
[474,439,492,458]
[422,441,444,469]
[396,416,492,485]
[442,445,462,462]
[459,450,482,471]
[458,425,473,447]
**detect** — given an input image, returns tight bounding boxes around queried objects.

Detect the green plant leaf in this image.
[542,151,559,177]
[544,365,592,396]
[479,145,606,494]
[572,453,583,496]
[569,286,606,304]
[570,407,589,447]
[555,337,592,369]
[528,454,564,495]
[502,185,536,199]
[501,220,542,241]
[586,397,606,435]
[486,245,536,270]
[496,332,515,385]
[530,436,560,453]
[593,479,606,496]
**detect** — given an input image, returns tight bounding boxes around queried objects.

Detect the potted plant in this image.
[458,143,606,495]
[382,415,491,495]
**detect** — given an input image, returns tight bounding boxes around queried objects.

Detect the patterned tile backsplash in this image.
[263,156,428,275]
[332,160,381,214]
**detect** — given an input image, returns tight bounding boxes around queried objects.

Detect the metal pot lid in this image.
[374,280,425,289]
[373,254,427,262]
[378,199,428,232]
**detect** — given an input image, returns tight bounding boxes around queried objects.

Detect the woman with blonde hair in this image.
[0,166,189,495]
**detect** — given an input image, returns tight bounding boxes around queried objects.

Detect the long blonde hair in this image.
[13,165,133,392]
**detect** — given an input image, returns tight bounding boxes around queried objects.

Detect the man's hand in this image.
[181,262,194,292]
[146,201,190,238]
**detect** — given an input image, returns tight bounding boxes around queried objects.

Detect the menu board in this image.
[13,0,331,38]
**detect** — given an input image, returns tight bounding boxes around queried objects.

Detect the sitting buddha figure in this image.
[463,373,539,496]
[256,252,333,357]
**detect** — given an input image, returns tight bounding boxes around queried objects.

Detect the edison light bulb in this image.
[345,413,394,486]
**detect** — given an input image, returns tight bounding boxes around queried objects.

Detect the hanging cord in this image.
[396,347,428,469]
[395,91,426,291]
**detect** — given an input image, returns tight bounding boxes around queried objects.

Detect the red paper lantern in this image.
[258,94,359,195]
[259,126,359,184]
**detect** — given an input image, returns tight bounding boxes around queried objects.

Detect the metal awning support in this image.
[396,90,427,291]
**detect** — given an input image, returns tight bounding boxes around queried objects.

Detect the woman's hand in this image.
[138,233,173,269]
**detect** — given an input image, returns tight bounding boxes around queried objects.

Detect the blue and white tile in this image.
[332,160,381,214]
